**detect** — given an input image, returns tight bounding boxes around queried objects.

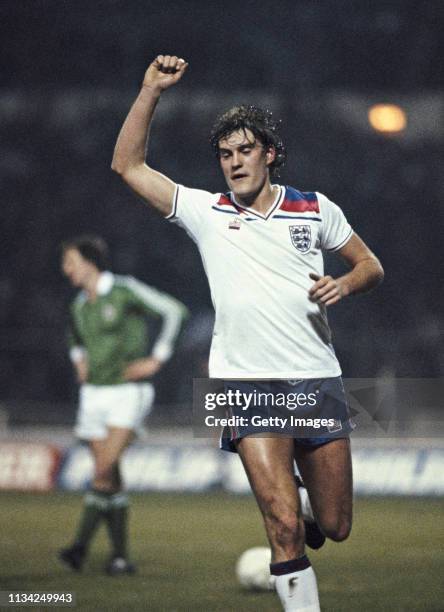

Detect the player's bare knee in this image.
[321,516,352,542]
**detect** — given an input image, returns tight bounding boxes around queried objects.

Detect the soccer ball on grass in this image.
[235,546,276,591]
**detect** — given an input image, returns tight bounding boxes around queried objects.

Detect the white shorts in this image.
[75,383,155,441]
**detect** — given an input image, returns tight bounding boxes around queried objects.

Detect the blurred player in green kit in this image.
[58,235,187,575]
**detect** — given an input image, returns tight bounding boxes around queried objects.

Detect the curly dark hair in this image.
[209,105,286,178]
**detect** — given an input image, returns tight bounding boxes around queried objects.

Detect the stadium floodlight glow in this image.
[368,103,407,134]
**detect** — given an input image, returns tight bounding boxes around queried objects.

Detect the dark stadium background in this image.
[0,0,443,425]
[1,4,443,611]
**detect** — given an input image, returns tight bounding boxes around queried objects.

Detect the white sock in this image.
[298,486,314,522]
[271,557,320,611]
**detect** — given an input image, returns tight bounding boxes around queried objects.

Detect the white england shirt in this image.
[167,184,353,379]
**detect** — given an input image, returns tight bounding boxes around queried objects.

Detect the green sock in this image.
[74,489,110,548]
[105,493,129,558]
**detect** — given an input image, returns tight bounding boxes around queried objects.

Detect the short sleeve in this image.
[166,184,218,244]
[317,192,353,251]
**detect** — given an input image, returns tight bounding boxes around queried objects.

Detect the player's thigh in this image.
[236,436,299,516]
[294,438,352,525]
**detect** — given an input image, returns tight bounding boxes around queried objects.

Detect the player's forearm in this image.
[339,257,384,297]
[111,85,161,175]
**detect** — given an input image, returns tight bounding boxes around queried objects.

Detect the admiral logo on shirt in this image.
[229,217,241,230]
[289,225,311,253]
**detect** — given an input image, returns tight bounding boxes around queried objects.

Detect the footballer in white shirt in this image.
[112,55,384,612]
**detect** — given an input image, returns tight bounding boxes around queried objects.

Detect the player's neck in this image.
[235,181,278,215]
[83,269,101,301]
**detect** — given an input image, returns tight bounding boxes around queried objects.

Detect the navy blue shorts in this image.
[220,377,354,453]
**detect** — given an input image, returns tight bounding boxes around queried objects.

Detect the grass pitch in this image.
[0,492,442,611]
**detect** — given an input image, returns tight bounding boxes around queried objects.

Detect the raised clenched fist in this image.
[143,55,188,93]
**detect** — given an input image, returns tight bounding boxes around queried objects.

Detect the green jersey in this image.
[69,272,187,385]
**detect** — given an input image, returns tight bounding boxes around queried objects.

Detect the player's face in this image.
[218,129,274,200]
[62,248,95,288]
